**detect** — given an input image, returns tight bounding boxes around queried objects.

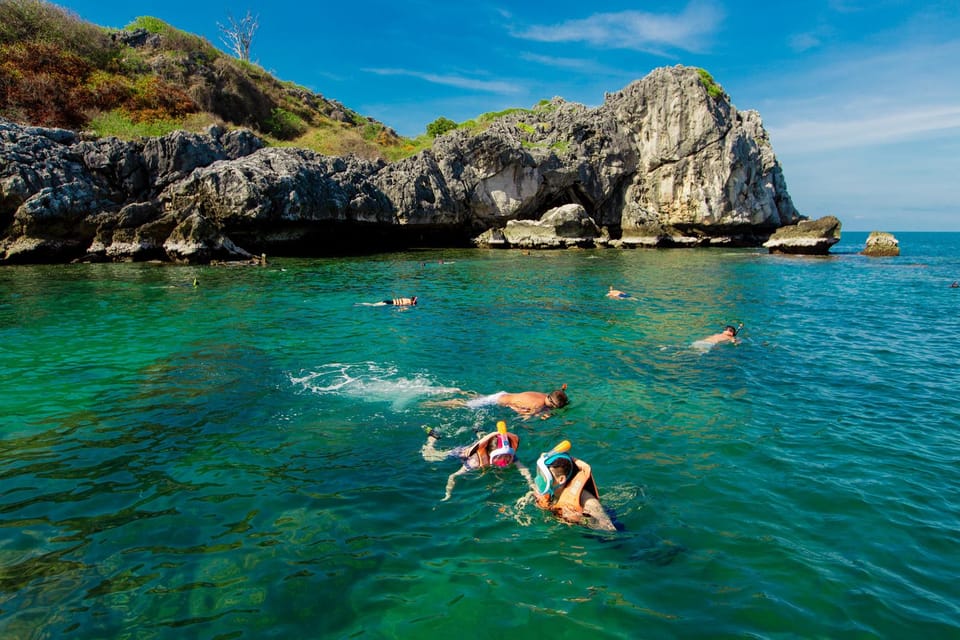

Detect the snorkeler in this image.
[358,296,418,307]
[606,286,631,299]
[698,323,742,345]
[531,440,616,531]
[421,421,533,501]
[425,384,569,420]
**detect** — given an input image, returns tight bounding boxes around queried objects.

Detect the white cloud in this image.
[739,36,960,152]
[770,104,960,153]
[513,1,724,55]
[518,52,611,74]
[827,0,867,13]
[789,32,823,53]
[363,68,523,94]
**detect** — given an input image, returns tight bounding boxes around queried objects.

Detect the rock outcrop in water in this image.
[0,65,811,264]
[861,231,900,257]
[762,216,842,255]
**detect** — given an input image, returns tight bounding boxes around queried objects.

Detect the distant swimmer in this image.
[425,384,569,420]
[358,296,418,307]
[530,440,616,531]
[951,281,959,288]
[697,323,742,346]
[421,421,533,501]
[606,286,631,299]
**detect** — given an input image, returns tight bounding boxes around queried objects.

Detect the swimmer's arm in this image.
[515,461,537,493]
[582,492,616,531]
[502,399,537,415]
[443,466,470,501]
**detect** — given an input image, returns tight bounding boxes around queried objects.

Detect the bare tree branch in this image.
[217,10,258,62]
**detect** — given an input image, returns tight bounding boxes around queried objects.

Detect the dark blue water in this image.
[1,232,958,638]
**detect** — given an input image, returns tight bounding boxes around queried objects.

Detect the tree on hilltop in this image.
[218,10,258,62]
[427,116,457,137]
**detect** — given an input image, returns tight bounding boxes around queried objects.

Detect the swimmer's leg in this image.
[421,427,448,462]
[465,391,507,409]
[422,398,468,408]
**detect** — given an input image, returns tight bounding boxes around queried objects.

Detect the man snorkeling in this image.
[360,296,417,307]
[424,384,569,420]
[531,440,616,531]
[699,323,742,345]
[421,421,533,501]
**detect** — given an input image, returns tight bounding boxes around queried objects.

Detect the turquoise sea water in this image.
[1,231,958,639]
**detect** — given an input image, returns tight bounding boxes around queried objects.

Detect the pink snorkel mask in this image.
[489,422,516,467]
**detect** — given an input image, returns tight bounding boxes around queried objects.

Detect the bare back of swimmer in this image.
[424,385,569,420]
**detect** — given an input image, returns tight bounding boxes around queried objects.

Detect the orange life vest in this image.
[536,458,600,524]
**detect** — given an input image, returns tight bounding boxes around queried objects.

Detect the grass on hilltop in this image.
[2,1,723,162]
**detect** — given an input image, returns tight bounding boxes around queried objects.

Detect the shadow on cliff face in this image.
[230,223,476,257]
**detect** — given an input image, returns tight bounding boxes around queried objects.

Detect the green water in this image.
[1,233,958,639]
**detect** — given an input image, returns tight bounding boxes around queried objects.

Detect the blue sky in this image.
[56,1,960,231]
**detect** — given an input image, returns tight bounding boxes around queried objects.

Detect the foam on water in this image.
[290,361,462,410]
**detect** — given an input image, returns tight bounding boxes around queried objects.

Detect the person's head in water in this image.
[545,384,569,409]
[488,432,516,468]
[535,445,575,496]
[724,325,738,337]
[547,452,573,480]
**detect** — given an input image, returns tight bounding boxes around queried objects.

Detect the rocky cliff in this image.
[0,65,805,264]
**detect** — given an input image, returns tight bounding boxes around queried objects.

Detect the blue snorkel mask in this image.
[535,441,573,496]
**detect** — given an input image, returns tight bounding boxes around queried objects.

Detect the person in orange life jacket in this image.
[531,440,616,531]
[421,421,533,501]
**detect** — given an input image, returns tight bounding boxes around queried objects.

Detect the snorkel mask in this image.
[535,440,573,496]
[489,421,516,467]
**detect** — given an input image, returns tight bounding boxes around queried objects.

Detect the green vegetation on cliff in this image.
[0,0,425,160]
[1,1,727,164]
[696,68,726,99]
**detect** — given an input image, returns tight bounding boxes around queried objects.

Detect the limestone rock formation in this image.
[474,204,601,249]
[1,65,812,264]
[861,231,900,257]
[1,121,262,263]
[762,216,842,255]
